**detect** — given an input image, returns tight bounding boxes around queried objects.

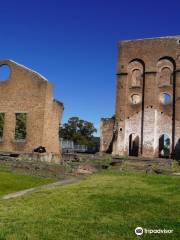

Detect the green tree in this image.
[15,113,27,140]
[60,117,97,145]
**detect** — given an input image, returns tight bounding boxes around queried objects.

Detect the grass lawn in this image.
[0,170,179,240]
[0,165,54,197]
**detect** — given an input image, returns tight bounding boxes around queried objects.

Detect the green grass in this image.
[0,166,54,197]
[0,170,179,239]
[172,160,180,172]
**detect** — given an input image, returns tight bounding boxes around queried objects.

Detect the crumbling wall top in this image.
[117,36,180,73]
[0,59,48,82]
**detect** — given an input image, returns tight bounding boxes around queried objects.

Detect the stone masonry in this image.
[100,36,180,159]
[0,60,64,160]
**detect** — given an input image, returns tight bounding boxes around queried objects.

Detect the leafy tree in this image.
[60,117,97,145]
[15,113,27,140]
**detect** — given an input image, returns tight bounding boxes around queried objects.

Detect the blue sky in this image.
[0,0,180,136]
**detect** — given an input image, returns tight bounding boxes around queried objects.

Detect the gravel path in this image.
[2,177,81,200]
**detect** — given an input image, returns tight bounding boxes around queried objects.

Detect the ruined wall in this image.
[102,36,180,159]
[100,117,115,153]
[0,60,64,155]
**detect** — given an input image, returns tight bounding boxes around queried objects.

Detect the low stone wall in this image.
[0,152,177,179]
[20,152,61,164]
[0,155,66,179]
[111,156,174,174]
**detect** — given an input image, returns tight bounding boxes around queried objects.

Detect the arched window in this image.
[156,59,174,87]
[127,61,143,88]
[131,69,141,87]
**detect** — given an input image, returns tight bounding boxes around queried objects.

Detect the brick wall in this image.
[0,60,64,156]
[101,36,180,159]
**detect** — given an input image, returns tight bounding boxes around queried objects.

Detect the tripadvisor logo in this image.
[135,226,173,236]
[135,227,143,236]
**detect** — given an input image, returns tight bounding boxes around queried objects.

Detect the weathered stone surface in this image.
[0,155,66,178]
[100,117,115,153]
[101,36,180,159]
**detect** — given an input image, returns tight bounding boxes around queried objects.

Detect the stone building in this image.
[0,60,64,162]
[101,36,180,159]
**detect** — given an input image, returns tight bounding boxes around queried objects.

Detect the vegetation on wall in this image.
[15,113,27,140]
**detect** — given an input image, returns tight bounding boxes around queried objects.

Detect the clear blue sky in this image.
[0,0,179,136]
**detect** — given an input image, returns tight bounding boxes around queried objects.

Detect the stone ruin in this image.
[101,36,180,159]
[0,60,64,163]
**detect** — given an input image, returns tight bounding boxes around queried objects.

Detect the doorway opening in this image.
[159,134,170,158]
[129,134,139,156]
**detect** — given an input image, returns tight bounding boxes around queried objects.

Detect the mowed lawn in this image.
[0,170,179,240]
[0,166,54,197]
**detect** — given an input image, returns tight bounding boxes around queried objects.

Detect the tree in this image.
[15,113,27,140]
[60,117,97,145]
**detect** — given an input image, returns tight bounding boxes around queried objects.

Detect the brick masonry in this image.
[0,60,64,160]
[101,36,180,159]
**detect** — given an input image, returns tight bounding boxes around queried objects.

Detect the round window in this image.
[160,93,172,105]
[131,94,141,104]
[0,65,11,81]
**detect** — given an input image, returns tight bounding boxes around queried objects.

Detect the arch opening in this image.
[129,134,139,157]
[128,60,143,88]
[157,58,175,87]
[159,134,170,158]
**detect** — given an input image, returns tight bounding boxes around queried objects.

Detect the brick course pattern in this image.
[100,36,180,159]
[0,60,64,157]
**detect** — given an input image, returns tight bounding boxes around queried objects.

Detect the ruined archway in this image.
[129,134,139,156]
[159,134,170,158]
